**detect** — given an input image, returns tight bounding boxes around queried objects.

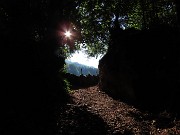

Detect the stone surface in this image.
[98,25,180,111]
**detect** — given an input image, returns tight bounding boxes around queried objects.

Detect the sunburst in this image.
[64,31,72,38]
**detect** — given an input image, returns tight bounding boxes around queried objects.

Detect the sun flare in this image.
[64,31,72,38]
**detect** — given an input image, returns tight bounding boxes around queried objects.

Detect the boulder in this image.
[98,25,180,111]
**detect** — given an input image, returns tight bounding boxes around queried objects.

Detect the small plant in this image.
[58,64,72,93]
[63,79,72,93]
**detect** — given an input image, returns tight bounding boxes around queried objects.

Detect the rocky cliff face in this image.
[99,25,180,111]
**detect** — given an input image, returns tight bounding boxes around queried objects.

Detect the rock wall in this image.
[99,25,180,111]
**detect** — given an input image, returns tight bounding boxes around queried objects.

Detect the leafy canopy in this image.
[62,0,177,57]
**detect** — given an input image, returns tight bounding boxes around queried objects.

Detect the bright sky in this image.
[64,30,103,68]
[66,50,102,68]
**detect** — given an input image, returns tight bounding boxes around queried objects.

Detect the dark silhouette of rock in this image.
[65,73,99,89]
[99,24,180,113]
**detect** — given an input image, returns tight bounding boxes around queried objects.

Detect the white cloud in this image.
[66,50,102,68]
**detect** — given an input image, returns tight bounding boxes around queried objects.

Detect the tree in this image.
[70,0,140,57]
[64,0,178,57]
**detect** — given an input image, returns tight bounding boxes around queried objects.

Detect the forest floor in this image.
[57,85,180,135]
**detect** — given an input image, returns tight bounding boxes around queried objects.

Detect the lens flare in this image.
[64,31,72,38]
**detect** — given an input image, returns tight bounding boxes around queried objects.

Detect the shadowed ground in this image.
[58,85,180,135]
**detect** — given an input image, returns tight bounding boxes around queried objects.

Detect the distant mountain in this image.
[65,60,99,76]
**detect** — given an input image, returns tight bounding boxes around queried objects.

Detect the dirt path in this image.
[58,86,180,135]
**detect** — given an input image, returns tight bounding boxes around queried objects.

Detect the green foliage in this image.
[69,0,142,56]
[62,0,178,57]
[59,64,72,93]
[63,79,72,93]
